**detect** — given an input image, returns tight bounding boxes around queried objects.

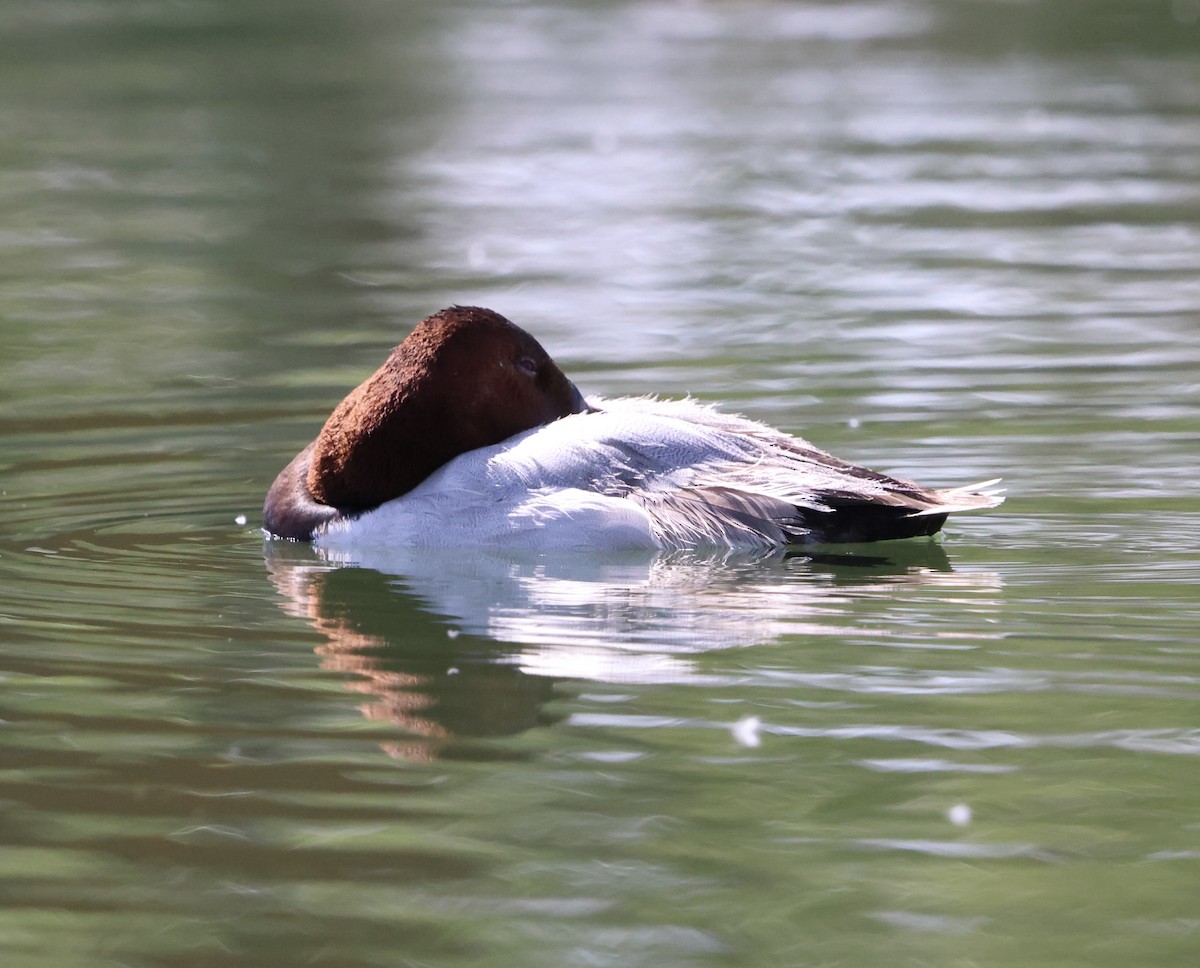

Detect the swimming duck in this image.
[263,306,1003,550]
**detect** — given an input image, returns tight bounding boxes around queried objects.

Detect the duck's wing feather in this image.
[629,485,808,547]
[592,397,1004,546]
[471,396,1003,549]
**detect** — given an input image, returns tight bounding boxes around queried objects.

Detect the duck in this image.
[263,306,1003,551]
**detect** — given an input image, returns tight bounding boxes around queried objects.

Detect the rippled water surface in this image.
[2,1,1199,966]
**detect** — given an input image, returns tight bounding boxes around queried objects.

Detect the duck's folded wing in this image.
[631,454,1005,547]
[489,398,1005,548]
[630,485,808,548]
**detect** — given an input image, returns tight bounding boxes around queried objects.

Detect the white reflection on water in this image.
[265,542,1002,684]
[263,541,1004,757]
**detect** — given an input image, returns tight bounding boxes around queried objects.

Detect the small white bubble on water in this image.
[234,514,247,526]
[948,803,972,826]
[447,628,460,639]
[731,715,762,748]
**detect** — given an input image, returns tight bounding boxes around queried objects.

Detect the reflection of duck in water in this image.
[264,305,1003,550]
[265,554,560,761]
[265,542,1003,759]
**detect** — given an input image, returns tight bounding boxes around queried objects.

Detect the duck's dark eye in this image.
[515,356,539,377]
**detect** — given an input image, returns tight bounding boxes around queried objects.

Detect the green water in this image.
[2,1,1199,966]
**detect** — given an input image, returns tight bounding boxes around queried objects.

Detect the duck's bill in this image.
[568,380,598,414]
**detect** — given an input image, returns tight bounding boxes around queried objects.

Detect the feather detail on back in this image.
[631,485,808,548]
[588,397,1004,547]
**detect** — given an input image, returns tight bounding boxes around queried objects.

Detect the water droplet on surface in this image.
[731,715,762,748]
[948,803,972,826]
